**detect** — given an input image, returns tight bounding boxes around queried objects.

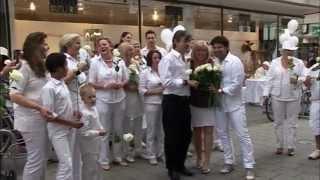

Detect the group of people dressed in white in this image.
[0,22,318,180]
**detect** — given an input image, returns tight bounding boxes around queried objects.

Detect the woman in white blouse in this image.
[118,42,144,163]
[263,39,306,156]
[88,37,128,170]
[10,32,52,180]
[139,50,164,165]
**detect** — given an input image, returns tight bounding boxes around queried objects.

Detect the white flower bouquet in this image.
[190,63,222,106]
[128,63,140,85]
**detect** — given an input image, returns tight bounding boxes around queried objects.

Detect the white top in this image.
[79,103,104,154]
[159,49,190,96]
[10,61,48,132]
[263,56,306,101]
[65,53,86,110]
[140,45,167,59]
[219,52,245,112]
[41,78,74,131]
[254,67,268,79]
[307,63,320,101]
[88,56,128,103]
[139,68,163,104]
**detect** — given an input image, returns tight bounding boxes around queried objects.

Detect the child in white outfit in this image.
[79,83,106,180]
[41,53,83,180]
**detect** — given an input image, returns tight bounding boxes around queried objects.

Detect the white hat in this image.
[281,36,298,51]
[0,47,9,57]
[262,61,270,66]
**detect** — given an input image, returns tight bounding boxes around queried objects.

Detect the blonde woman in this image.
[118,42,144,163]
[59,33,88,180]
[189,41,215,174]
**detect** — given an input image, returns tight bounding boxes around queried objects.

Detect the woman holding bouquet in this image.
[118,42,144,163]
[189,41,215,174]
[89,37,128,170]
[263,36,306,156]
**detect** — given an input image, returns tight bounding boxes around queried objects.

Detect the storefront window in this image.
[194,7,221,30]
[223,9,256,32]
[14,0,139,52]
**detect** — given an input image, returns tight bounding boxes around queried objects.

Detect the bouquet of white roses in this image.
[190,63,222,106]
[128,63,140,85]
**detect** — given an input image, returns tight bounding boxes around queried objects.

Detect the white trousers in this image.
[215,106,255,169]
[81,153,102,180]
[97,99,125,165]
[144,104,164,159]
[309,101,320,136]
[71,130,82,180]
[48,129,73,180]
[271,98,300,149]
[123,115,143,157]
[21,131,48,180]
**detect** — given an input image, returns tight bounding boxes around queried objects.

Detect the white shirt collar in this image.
[64,53,77,62]
[171,49,182,59]
[50,77,63,85]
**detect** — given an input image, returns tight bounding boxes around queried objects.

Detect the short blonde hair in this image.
[79,83,95,98]
[191,40,209,61]
[118,42,133,57]
[59,33,81,53]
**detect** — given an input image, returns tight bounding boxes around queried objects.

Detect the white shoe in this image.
[308,149,320,160]
[245,169,255,180]
[149,158,158,165]
[126,156,135,163]
[114,158,128,167]
[220,164,234,174]
[101,164,111,171]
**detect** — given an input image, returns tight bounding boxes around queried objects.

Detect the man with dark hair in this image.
[141,30,167,60]
[159,30,198,180]
[210,36,256,180]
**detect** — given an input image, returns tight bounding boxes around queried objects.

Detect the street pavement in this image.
[44,105,319,180]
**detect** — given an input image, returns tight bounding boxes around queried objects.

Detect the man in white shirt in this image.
[141,30,167,60]
[159,30,198,180]
[210,36,256,180]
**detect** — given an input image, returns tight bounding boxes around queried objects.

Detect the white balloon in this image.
[287,19,299,34]
[279,29,290,44]
[160,28,173,45]
[173,25,186,34]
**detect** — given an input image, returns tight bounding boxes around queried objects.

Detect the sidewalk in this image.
[45,106,320,180]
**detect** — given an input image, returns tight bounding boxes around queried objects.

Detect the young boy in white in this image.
[78,83,106,180]
[305,61,320,160]
[41,53,83,180]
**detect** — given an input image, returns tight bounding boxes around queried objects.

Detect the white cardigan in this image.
[263,56,307,100]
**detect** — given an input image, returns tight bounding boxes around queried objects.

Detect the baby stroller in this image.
[1,84,27,180]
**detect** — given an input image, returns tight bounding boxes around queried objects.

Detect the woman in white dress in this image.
[139,50,164,165]
[190,41,215,174]
[89,37,128,170]
[118,42,144,163]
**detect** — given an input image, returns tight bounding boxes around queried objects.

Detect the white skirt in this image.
[190,105,215,128]
[310,101,320,136]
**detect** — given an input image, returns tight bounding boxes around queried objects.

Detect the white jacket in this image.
[263,56,306,99]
